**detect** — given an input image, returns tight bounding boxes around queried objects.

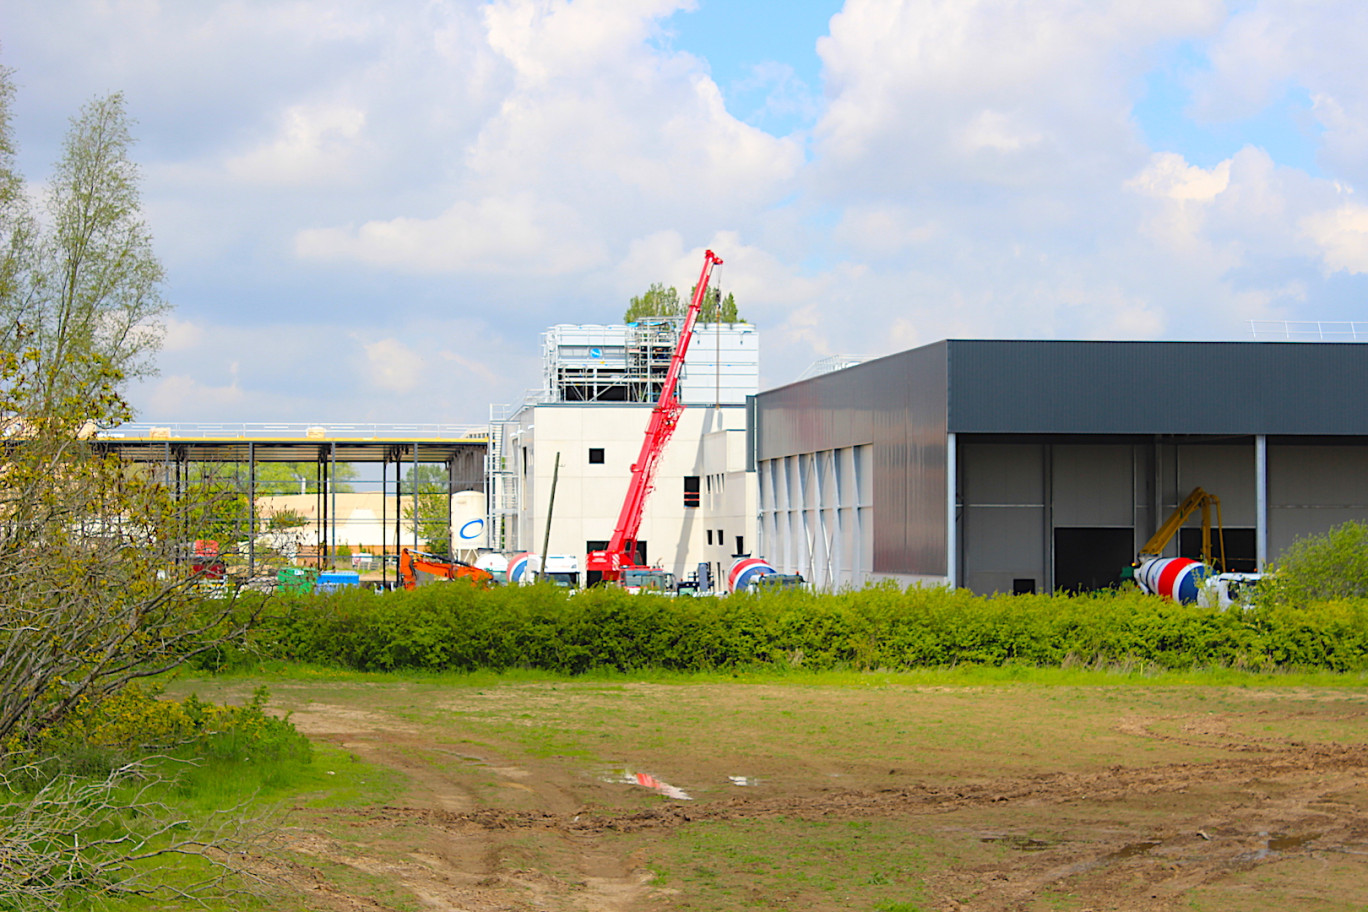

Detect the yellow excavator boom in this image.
[1137,486,1227,570]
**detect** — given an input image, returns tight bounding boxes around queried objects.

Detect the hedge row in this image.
[223,582,1368,674]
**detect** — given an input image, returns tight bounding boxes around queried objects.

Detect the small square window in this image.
[588,447,605,464]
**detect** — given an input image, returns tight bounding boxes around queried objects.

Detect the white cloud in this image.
[144,372,245,416]
[226,103,368,185]
[1127,153,1231,202]
[360,338,424,394]
[294,194,607,274]
[1302,204,1368,274]
[160,317,206,353]
[814,0,1224,193]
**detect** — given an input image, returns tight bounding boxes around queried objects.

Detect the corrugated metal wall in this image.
[755,343,949,578]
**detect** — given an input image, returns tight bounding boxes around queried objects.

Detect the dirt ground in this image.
[182,677,1368,912]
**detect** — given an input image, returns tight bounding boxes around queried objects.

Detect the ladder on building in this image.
[485,403,521,551]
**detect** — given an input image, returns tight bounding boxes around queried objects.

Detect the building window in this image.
[706,530,713,545]
[684,476,700,508]
[735,535,744,556]
[588,447,605,464]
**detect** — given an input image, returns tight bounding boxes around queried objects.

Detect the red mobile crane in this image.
[586,249,723,583]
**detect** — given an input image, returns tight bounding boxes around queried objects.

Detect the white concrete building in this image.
[489,321,759,588]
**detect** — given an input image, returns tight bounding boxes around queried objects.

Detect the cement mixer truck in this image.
[1129,487,1261,607]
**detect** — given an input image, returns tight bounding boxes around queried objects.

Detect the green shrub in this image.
[229,577,1368,675]
[1261,520,1368,606]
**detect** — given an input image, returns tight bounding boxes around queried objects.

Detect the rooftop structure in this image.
[540,321,758,405]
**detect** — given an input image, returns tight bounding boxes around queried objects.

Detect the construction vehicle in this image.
[586,249,724,584]
[1130,487,1260,606]
[728,556,778,592]
[398,546,493,590]
[621,567,677,594]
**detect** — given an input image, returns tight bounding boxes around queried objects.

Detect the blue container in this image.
[316,570,361,593]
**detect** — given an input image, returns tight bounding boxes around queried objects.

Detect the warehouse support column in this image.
[248,442,256,580]
[946,432,958,588]
[1255,435,1268,570]
[330,442,338,567]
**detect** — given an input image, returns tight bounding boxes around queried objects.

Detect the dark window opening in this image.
[735,535,744,556]
[1180,527,1258,573]
[1012,578,1037,595]
[684,476,700,508]
[1054,527,1133,593]
[706,530,713,545]
[588,447,605,464]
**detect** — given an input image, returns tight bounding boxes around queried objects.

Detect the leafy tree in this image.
[623,281,682,322]
[623,281,743,323]
[252,460,357,495]
[696,285,742,323]
[401,464,451,555]
[0,69,262,901]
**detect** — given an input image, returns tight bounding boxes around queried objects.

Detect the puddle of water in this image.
[1268,832,1320,852]
[602,769,692,800]
[981,835,1053,852]
[729,776,760,787]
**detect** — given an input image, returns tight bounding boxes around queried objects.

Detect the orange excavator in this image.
[398,547,493,590]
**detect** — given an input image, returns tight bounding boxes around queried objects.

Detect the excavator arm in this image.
[399,546,493,590]
[1138,486,1227,570]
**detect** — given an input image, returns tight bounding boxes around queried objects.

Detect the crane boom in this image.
[587,249,723,580]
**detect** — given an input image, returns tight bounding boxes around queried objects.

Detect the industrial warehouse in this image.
[101,335,1368,596]
[752,339,1368,594]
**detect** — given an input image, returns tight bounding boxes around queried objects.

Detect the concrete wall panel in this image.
[1052,445,1132,527]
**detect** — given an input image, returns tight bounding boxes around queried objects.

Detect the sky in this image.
[5,0,1368,426]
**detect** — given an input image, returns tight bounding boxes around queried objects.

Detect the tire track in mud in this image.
[308,737,1368,833]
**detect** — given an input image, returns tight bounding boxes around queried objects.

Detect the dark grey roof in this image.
[946,340,1368,435]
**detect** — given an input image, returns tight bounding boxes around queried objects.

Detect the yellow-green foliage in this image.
[30,683,311,776]
[236,580,1368,674]
[1261,520,1368,605]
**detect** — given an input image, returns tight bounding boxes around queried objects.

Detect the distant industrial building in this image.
[489,321,759,586]
[752,340,1368,594]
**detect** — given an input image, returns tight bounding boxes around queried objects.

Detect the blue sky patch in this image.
[656,0,841,135]
[1133,43,1324,176]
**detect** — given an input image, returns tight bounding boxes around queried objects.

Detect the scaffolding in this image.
[542,322,680,403]
[485,402,522,552]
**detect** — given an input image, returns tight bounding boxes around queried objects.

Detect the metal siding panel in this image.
[754,342,948,577]
[963,506,1046,594]
[961,444,1044,505]
[1175,444,1256,526]
[1052,445,1134,526]
[1266,444,1368,560]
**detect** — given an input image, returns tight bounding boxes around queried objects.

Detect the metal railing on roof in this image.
[99,422,488,440]
[1248,321,1368,341]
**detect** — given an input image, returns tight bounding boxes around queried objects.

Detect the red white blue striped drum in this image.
[507,552,533,585]
[728,557,776,593]
[1135,557,1210,604]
